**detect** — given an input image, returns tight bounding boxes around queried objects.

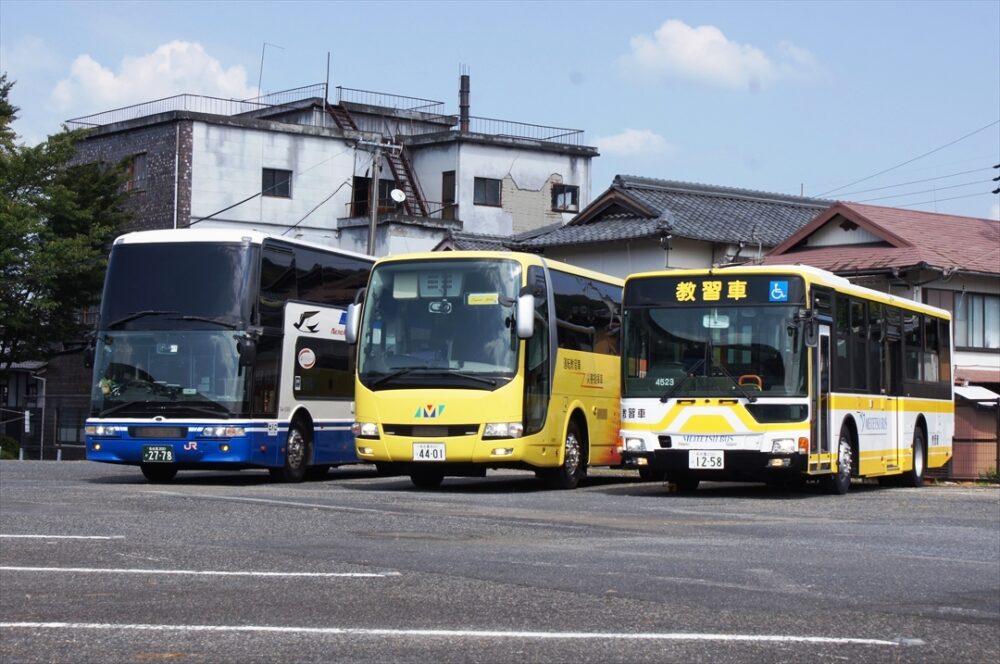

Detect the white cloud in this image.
[50,41,259,112]
[595,129,671,157]
[990,203,999,221]
[621,19,818,91]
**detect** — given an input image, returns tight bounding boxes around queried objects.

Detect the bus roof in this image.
[626,264,950,319]
[371,251,624,286]
[112,228,375,262]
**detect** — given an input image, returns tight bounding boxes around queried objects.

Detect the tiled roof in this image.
[434,224,562,252]
[764,203,1000,275]
[517,175,832,249]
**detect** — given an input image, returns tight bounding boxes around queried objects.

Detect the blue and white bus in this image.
[85,229,374,482]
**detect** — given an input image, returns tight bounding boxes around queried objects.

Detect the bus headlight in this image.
[771,438,796,454]
[352,422,379,439]
[202,426,245,438]
[483,422,523,439]
[85,425,122,437]
[624,438,646,452]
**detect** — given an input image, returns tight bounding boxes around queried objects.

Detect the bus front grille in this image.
[382,425,480,437]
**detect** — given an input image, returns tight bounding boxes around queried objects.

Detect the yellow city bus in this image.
[619,265,953,494]
[346,251,624,489]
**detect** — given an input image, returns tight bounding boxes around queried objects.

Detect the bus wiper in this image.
[156,402,232,418]
[99,400,147,417]
[427,370,496,386]
[171,315,239,329]
[713,363,758,403]
[660,359,705,403]
[106,310,178,329]
[370,368,423,387]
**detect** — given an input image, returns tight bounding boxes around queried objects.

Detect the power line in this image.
[280,179,352,236]
[892,191,996,210]
[817,120,1000,197]
[836,168,988,197]
[857,179,990,203]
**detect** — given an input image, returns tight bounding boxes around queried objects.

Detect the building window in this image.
[126,152,147,192]
[473,177,501,207]
[955,292,1000,350]
[262,168,292,198]
[551,183,579,212]
[441,171,456,221]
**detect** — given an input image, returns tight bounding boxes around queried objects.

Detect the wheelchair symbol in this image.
[769,280,788,302]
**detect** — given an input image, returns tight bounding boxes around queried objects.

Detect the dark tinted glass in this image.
[100,242,254,328]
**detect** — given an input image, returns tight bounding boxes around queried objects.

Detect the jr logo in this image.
[415,404,445,418]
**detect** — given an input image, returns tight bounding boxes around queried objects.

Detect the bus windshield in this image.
[90,330,249,417]
[623,305,807,398]
[357,258,521,390]
[100,242,256,328]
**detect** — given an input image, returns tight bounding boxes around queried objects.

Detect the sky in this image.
[2,0,998,220]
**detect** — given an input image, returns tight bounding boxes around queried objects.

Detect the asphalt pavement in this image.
[1,460,998,663]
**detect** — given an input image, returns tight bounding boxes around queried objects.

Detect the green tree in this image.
[0,73,132,378]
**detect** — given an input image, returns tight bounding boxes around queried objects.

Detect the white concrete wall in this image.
[190,122,356,245]
[452,142,591,236]
[809,220,882,247]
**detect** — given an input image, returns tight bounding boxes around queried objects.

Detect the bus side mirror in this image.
[345,303,361,345]
[804,319,818,347]
[516,293,535,339]
[236,336,257,367]
[83,346,95,369]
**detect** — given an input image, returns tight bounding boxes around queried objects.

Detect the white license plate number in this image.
[142,445,174,463]
[413,443,445,462]
[689,450,724,469]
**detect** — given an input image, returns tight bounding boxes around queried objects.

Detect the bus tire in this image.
[639,467,668,482]
[827,427,853,495]
[140,464,177,483]
[541,421,585,490]
[902,428,926,488]
[671,475,700,493]
[270,422,311,483]
[306,465,330,480]
[410,469,444,489]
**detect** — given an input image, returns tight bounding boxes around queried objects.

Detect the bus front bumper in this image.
[622,449,808,482]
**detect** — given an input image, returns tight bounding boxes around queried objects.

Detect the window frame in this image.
[473,177,502,207]
[262,167,293,199]
[551,183,579,212]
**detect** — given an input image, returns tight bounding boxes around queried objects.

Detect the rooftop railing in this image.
[466,116,585,145]
[65,84,587,146]
[335,86,446,115]
[66,84,327,128]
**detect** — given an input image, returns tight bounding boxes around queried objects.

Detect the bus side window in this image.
[259,244,296,329]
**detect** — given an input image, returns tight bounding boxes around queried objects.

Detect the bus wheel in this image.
[902,429,926,488]
[542,422,584,490]
[671,475,699,493]
[410,469,444,489]
[639,467,668,482]
[140,464,177,483]
[270,423,311,483]
[827,428,853,495]
[306,465,330,480]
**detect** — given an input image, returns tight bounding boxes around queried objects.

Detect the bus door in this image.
[810,324,832,471]
[884,329,903,470]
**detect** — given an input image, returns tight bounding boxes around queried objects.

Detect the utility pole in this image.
[368,143,381,256]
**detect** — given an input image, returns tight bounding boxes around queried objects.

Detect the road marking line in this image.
[144,491,386,515]
[0,622,912,646]
[0,566,399,578]
[0,535,125,540]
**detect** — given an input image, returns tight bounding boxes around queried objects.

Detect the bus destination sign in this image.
[625,275,805,307]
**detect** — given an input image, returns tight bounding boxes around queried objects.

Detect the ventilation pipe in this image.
[459,73,470,134]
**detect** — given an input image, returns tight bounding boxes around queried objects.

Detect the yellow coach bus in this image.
[345,251,624,489]
[619,265,953,494]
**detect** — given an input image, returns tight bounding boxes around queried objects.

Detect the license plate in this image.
[689,450,724,469]
[142,445,174,463]
[413,443,445,462]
